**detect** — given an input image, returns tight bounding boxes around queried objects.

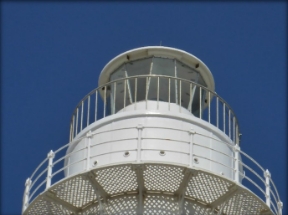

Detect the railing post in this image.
[234,144,240,183]
[86,131,92,171]
[264,169,271,208]
[46,150,55,189]
[277,201,283,215]
[22,178,32,213]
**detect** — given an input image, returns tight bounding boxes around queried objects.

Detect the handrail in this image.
[68,75,240,144]
[23,128,281,215]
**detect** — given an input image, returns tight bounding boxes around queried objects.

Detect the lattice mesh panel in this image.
[105,195,138,215]
[50,175,97,207]
[25,197,72,215]
[24,164,274,215]
[221,190,270,215]
[143,195,179,214]
[185,172,232,203]
[94,165,138,195]
[184,200,215,215]
[144,165,184,192]
[79,202,101,215]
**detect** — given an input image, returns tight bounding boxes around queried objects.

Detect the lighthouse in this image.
[22,46,282,215]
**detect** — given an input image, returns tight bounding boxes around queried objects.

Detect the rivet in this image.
[159,150,166,156]
[124,151,130,157]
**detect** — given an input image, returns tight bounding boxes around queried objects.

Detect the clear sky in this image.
[2,2,286,214]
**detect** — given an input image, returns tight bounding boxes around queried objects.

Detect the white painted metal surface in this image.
[65,101,237,181]
[22,46,282,215]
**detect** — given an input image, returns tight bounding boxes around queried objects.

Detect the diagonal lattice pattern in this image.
[25,196,72,215]
[79,203,101,215]
[105,195,138,215]
[24,164,274,215]
[184,200,215,215]
[221,190,271,215]
[143,165,184,192]
[185,172,232,203]
[94,165,138,195]
[50,175,97,208]
[143,195,179,215]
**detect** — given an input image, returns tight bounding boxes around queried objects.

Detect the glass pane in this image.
[126,57,152,77]
[110,64,126,81]
[151,57,175,76]
[110,79,131,113]
[176,60,198,82]
[198,75,207,87]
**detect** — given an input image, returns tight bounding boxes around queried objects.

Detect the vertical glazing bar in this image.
[125,71,133,104]
[69,122,72,142]
[188,83,192,112]
[134,78,137,110]
[145,77,149,109]
[72,115,75,139]
[264,169,271,207]
[199,87,202,119]
[123,80,126,110]
[46,150,55,189]
[168,78,171,111]
[80,101,84,131]
[234,145,240,183]
[208,91,211,123]
[216,97,219,128]
[104,86,107,117]
[223,103,226,133]
[179,80,182,112]
[236,123,239,145]
[113,82,116,114]
[87,96,90,126]
[76,108,79,135]
[95,90,98,121]
[157,76,159,110]
[229,110,231,138]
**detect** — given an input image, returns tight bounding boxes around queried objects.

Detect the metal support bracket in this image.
[132,163,146,215]
[209,183,239,209]
[85,171,108,215]
[175,168,198,214]
[85,171,108,199]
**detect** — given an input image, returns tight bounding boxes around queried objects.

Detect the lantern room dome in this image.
[98,46,215,93]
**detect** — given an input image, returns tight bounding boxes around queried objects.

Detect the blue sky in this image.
[2,2,286,214]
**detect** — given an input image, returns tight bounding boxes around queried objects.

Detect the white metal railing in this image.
[22,128,282,215]
[69,75,240,144]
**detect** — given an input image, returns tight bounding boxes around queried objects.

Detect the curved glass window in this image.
[109,57,207,116]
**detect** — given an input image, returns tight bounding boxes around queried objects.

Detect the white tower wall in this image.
[66,101,236,180]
